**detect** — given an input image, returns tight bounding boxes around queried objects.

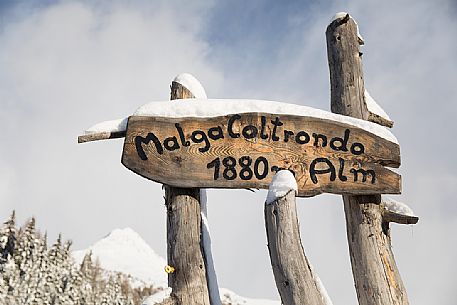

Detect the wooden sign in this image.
[121,113,401,197]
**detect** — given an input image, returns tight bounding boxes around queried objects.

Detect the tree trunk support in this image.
[265,188,328,305]
[160,82,211,305]
[326,14,410,305]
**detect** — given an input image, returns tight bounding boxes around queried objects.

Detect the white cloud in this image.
[0,0,222,260]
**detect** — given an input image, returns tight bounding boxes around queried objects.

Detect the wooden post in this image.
[162,82,211,305]
[326,14,410,305]
[265,173,328,305]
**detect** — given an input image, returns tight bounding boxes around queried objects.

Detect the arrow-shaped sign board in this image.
[121,110,401,197]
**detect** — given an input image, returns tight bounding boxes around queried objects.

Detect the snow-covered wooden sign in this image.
[115,99,401,197]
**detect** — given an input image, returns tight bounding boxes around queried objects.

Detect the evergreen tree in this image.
[0,211,17,265]
[15,218,41,303]
[0,212,142,305]
[79,251,96,305]
[47,234,69,305]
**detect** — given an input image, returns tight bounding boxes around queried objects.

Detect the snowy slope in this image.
[73,228,281,305]
[141,288,280,305]
[219,288,280,305]
[72,227,167,288]
[141,288,281,305]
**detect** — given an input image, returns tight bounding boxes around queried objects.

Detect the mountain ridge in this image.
[72,227,280,305]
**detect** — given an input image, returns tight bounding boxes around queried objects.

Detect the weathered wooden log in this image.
[164,187,210,305]
[121,112,401,196]
[265,171,328,305]
[382,209,418,225]
[326,13,411,305]
[368,112,394,129]
[162,82,211,305]
[77,130,126,143]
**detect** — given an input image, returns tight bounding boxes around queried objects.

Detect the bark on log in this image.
[162,82,211,305]
[77,130,126,143]
[382,208,418,225]
[326,14,410,305]
[265,190,327,305]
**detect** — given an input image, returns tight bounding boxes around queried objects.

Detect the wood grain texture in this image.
[381,208,418,225]
[165,187,210,305]
[77,130,126,143]
[265,190,327,305]
[164,82,211,305]
[368,112,394,128]
[327,14,410,305]
[122,113,401,197]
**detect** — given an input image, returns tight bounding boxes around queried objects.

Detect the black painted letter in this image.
[260,116,269,139]
[271,117,283,141]
[338,158,348,181]
[312,133,327,147]
[295,131,310,144]
[309,158,336,184]
[208,126,224,140]
[228,114,241,138]
[191,130,211,153]
[350,168,376,183]
[350,143,365,155]
[330,129,350,151]
[242,125,258,139]
[175,123,190,146]
[164,136,180,151]
[284,130,294,142]
[135,133,163,160]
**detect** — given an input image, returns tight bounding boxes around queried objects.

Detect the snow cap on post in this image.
[266,170,298,204]
[364,90,394,128]
[330,12,364,45]
[173,73,207,99]
[364,90,391,122]
[382,197,415,217]
[382,197,419,225]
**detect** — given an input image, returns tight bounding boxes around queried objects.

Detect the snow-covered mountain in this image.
[73,228,280,305]
[72,227,167,288]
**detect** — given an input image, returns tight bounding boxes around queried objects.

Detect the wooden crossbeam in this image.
[77,131,126,143]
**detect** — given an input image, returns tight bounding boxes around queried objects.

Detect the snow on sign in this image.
[120,101,401,197]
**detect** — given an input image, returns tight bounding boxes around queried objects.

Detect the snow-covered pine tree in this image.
[0,211,17,266]
[66,262,86,305]
[0,211,17,303]
[15,217,37,269]
[0,212,21,303]
[33,232,49,304]
[119,274,136,305]
[14,217,41,304]
[99,275,114,305]
[59,239,82,305]
[114,273,134,305]
[0,256,20,305]
[92,257,105,302]
[99,274,134,305]
[44,234,65,305]
[79,251,96,305]
[0,213,142,305]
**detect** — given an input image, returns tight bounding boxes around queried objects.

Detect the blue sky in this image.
[1,0,456,304]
